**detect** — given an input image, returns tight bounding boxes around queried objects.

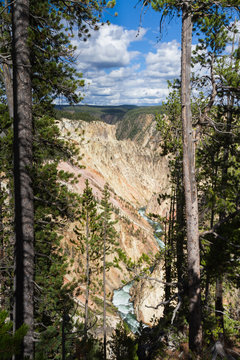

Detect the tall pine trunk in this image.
[84,211,90,339]
[103,210,107,360]
[181,2,202,356]
[176,180,185,288]
[12,0,34,358]
[164,190,175,316]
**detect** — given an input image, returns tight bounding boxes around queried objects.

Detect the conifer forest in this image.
[0,1,240,359]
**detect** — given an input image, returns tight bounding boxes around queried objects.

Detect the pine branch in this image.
[199,209,240,238]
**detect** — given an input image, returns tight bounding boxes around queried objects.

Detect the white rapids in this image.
[112,283,140,333]
[113,207,164,333]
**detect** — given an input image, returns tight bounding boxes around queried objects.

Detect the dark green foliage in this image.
[100,183,119,268]
[28,1,112,113]
[109,322,138,360]
[55,109,101,122]
[0,310,28,359]
[55,105,164,138]
[32,114,81,358]
[55,105,130,124]
[73,180,102,273]
[75,334,104,360]
[73,180,102,337]
[136,322,166,360]
[0,0,118,357]
[115,106,164,141]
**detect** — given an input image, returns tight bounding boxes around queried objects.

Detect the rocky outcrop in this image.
[130,261,165,325]
[146,193,171,219]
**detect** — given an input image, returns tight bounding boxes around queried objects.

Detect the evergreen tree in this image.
[0,1,115,358]
[33,117,81,359]
[12,1,34,358]
[0,310,27,359]
[192,17,240,340]
[139,1,239,356]
[73,180,102,340]
[100,183,119,360]
[109,322,138,360]
[157,81,186,314]
[141,1,202,353]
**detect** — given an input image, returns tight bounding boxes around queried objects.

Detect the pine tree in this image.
[73,180,102,340]
[33,117,81,359]
[12,1,34,358]
[157,81,187,318]
[192,16,240,340]
[141,1,202,352]
[100,183,118,360]
[139,1,239,356]
[0,1,115,358]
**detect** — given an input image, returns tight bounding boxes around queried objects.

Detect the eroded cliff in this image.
[58,114,170,328]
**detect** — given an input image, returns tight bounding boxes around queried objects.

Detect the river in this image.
[112,207,164,333]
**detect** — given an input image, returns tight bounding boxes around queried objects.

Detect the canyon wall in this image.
[58,114,170,328]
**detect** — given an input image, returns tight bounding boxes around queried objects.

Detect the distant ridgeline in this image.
[55,104,164,141]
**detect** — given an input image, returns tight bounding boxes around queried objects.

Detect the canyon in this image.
[57,109,170,332]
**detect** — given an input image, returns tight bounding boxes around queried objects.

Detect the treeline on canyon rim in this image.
[0,0,240,359]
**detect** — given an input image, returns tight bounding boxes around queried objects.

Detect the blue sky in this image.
[72,1,184,106]
[70,2,240,106]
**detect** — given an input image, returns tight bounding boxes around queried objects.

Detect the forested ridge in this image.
[0,0,240,359]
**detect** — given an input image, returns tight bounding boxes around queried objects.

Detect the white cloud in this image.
[146,40,181,77]
[73,24,146,70]
[72,24,181,105]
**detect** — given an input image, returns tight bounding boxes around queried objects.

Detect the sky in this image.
[69,0,186,106]
[69,2,240,107]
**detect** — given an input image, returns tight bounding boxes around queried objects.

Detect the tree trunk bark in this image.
[176,180,185,287]
[84,211,90,339]
[12,1,34,359]
[181,2,202,356]
[164,191,174,316]
[103,210,107,360]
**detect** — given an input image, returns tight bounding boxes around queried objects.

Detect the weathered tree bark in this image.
[84,211,90,340]
[164,191,175,316]
[181,2,202,356]
[12,0,34,359]
[176,180,185,287]
[103,211,107,360]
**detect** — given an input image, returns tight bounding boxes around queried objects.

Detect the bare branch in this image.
[145,293,177,310]
[0,0,15,16]
[171,293,182,324]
